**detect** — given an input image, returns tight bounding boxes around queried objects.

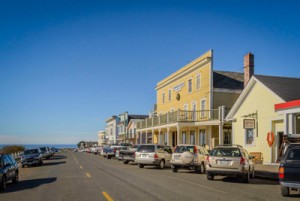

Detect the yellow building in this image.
[226,75,300,163]
[137,50,248,149]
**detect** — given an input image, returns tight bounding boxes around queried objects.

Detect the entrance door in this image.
[277,132,284,162]
[172,132,177,147]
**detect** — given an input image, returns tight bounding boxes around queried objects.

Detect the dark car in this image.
[0,154,19,191]
[279,143,300,196]
[21,148,43,167]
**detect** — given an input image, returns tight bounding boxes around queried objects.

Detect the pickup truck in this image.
[102,145,125,159]
[279,143,300,197]
[120,145,139,164]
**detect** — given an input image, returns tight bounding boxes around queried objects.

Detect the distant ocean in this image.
[0,144,77,150]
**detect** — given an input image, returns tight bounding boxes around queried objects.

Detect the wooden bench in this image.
[250,152,263,164]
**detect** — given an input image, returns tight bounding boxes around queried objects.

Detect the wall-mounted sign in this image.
[173,82,185,92]
[243,119,255,129]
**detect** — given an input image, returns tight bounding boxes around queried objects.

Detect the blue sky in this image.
[1,0,300,144]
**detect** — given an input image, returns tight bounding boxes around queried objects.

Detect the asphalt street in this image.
[0,150,299,201]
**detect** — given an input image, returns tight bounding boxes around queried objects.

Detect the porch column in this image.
[152,129,154,144]
[219,123,223,145]
[158,129,161,144]
[177,125,180,145]
[208,126,212,149]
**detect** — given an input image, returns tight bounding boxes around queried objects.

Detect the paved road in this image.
[1,151,299,201]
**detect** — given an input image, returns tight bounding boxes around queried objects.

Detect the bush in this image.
[0,145,25,154]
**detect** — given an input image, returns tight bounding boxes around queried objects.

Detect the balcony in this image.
[136,108,221,129]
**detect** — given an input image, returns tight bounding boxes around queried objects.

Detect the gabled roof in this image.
[255,75,300,102]
[226,74,300,119]
[213,71,244,90]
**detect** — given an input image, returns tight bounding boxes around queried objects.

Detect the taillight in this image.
[206,155,210,162]
[114,148,117,153]
[240,157,246,165]
[154,153,158,159]
[194,146,198,154]
[279,167,285,179]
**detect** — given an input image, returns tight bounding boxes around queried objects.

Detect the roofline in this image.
[226,75,285,120]
[275,100,300,111]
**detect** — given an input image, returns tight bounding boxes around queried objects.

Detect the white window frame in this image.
[200,98,206,117]
[190,130,196,145]
[188,78,192,93]
[191,102,197,121]
[196,73,201,90]
[168,89,172,101]
[182,131,187,144]
[199,129,206,146]
[162,92,165,103]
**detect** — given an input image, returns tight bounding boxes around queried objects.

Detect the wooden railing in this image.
[137,108,222,129]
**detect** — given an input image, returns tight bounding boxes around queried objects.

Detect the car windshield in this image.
[24,149,39,155]
[174,146,194,153]
[210,148,241,157]
[286,148,300,160]
[137,145,155,153]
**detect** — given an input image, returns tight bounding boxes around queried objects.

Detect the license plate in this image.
[141,154,148,158]
[219,160,229,165]
[174,155,180,160]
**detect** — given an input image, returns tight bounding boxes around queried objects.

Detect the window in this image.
[168,89,172,101]
[162,92,165,103]
[245,128,254,145]
[182,131,187,144]
[199,129,206,146]
[201,99,206,117]
[192,102,197,120]
[188,79,192,93]
[295,114,300,134]
[159,134,162,144]
[196,74,201,90]
[190,130,195,145]
[164,133,168,145]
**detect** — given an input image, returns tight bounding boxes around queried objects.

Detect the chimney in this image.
[244,52,254,87]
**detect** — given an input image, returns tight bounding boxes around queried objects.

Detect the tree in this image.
[0,145,25,154]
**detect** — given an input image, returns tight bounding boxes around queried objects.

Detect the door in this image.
[172,132,177,147]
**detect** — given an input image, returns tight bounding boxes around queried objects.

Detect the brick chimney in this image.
[244,52,254,87]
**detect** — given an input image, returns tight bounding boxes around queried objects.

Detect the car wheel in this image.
[138,164,144,168]
[0,175,6,191]
[281,186,290,196]
[123,160,129,164]
[198,163,206,174]
[207,173,214,180]
[22,164,25,168]
[12,171,19,184]
[159,160,165,169]
[242,171,250,183]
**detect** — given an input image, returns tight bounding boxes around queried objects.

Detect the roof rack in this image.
[216,144,243,148]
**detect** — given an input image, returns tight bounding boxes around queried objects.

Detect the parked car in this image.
[39,147,51,159]
[206,144,255,183]
[135,144,173,169]
[171,144,208,174]
[115,147,129,160]
[279,143,300,197]
[21,148,44,167]
[121,144,140,164]
[0,154,19,191]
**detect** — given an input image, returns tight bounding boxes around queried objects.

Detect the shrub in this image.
[0,145,25,154]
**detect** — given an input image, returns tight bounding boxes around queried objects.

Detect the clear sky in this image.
[1,0,300,144]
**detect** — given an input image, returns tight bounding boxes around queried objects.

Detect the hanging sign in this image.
[243,119,255,129]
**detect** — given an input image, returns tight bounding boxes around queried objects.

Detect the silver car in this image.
[135,144,173,169]
[206,144,255,183]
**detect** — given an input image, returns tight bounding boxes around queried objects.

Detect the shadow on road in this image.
[42,161,66,166]
[216,176,280,185]
[5,177,57,193]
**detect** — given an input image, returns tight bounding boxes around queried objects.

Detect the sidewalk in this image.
[255,164,279,180]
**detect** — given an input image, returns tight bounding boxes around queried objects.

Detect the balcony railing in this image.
[137,107,223,129]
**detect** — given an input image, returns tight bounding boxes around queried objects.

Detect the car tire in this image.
[123,160,129,164]
[242,171,250,183]
[138,164,144,168]
[281,186,289,197]
[39,160,43,166]
[22,164,25,168]
[198,163,206,174]
[12,171,19,184]
[207,173,214,180]
[0,175,6,191]
[172,167,178,173]
[159,160,165,169]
